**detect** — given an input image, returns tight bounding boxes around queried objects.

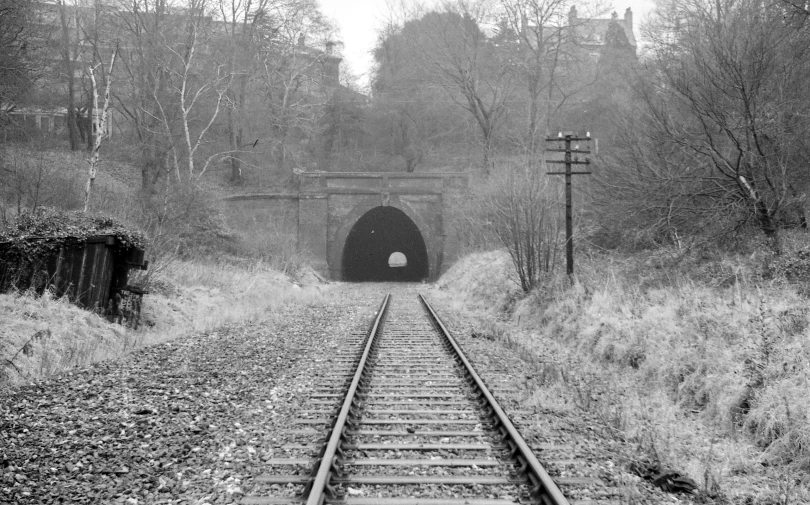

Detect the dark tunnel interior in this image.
[342,206,429,282]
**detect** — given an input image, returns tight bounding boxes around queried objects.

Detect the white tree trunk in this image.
[83,49,117,213]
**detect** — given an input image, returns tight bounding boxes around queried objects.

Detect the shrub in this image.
[481,163,564,292]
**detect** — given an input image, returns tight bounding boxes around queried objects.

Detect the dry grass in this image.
[0,258,324,386]
[1,143,327,387]
[0,144,138,218]
[439,241,810,504]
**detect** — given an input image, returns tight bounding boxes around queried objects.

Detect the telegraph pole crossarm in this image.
[545,132,592,279]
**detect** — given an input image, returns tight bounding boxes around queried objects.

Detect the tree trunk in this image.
[755,199,781,253]
[226,65,248,184]
[141,139,164,193]
[59,2,80,151]
[86,96,94,151]
[227,106,241,183]
[481,130,493,176]
[527,71,540,163]
[142,157,154,192]
[84,50,116,212]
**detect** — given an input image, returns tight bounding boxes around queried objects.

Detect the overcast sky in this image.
[317,0,657,89]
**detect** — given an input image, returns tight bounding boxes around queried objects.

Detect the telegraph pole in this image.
[545,132,592,278]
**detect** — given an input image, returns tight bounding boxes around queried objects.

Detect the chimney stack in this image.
[568,5,577,25]
[297,34,305,47]
[325,41,334,55]
[624,7,633,30]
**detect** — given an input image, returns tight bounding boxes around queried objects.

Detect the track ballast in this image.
[242,293,571,505]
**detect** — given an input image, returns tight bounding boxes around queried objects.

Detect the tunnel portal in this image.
[342,206,429,282]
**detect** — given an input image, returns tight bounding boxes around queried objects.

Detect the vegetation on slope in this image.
[1,258,324,386]
[437,240,810,504]
[0,146,321,388]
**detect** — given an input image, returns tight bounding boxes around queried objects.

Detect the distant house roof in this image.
[570,6,636,48]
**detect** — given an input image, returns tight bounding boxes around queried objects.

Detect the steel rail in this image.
[305,293,390,505]
[419,294,571,505]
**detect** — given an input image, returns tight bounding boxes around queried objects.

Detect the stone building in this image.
[569,6,636,54]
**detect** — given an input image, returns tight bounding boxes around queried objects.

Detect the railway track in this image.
[243,293,572,505]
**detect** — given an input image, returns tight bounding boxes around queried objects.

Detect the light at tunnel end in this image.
[388,252,407,268]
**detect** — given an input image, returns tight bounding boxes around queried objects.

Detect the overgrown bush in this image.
[107,182,240,289]
[481,163,564,292]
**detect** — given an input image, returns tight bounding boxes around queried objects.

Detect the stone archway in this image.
[329,198,437,281]
[341,206,429,282]
[224,172,468,281]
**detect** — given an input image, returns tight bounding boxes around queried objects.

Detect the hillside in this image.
[0,143,326,385]
[434,247,810,504]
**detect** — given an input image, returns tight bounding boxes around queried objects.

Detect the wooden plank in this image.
[98,243,114,310]
[50,247,65,296]
[63,245,80,300]
[89,243,108,310]
[336,475,514,485]
[86,244,99,309]
[97,245,114,311]
[77,243,96,308]
[346,458,500,467]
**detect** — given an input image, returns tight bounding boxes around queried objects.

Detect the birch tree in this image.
[160,0,234,180]
[83,48,117,212]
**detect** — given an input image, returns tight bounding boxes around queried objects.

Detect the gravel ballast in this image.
[1,286,384,504]
[1,284,684,504]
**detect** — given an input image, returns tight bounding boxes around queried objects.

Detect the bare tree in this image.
[498,0,603,161]
[371,10,470,172]
[257,0,334,173]
[422,3,514,173]
[77,0,118,151]
[58,0,82,150]
[218,0,271,183]
[0,0,44,133]
[378,2,515,173]
[597,0,810,249]
[113,0,176,191]
[83,47,117,212]
[152,0,235,180]
[484,162,563,291]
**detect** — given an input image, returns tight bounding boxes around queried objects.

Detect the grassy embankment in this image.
[1,144,321,386]
[437,238,810,504]
[0,260,324,386]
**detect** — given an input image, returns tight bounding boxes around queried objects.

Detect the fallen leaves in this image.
[1,287,381,504]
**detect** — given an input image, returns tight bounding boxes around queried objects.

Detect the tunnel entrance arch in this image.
[341,206,429,282]
[224,172,468,281]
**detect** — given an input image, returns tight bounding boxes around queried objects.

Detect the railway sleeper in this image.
[250,294,572,505]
